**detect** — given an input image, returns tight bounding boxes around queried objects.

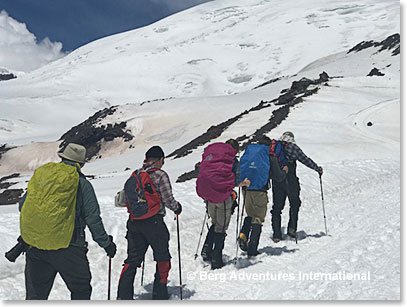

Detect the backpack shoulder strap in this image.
[146,168,160,173]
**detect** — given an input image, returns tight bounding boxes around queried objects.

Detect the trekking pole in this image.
[235,187,241,247]
[141,258,145,286]
[319,173,328,236]
[235,189,246,260]
[194,210,208,260]
[176,214,183,300]
[108,257,112,300]
[235,150,241,243]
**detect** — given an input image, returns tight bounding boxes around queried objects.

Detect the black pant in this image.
[25,245,92,300]
[271,173,301,238]
[117,215,171,300]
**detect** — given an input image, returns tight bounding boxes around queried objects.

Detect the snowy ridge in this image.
[0,0,399,144]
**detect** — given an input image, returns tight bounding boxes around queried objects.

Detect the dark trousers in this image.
[25,245,92,300]
[117,215,171,300]
[271,173,301,238]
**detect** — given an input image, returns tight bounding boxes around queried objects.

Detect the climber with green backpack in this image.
[17,143,117,300]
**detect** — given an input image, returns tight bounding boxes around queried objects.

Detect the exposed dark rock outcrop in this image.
[367,68,385,77]
[59,106,134,160]
[348,33,400,56]
[176,162,201,183]
[253,77,282,90]
[167,111,250,159]
[140,97,174,106]
[276,72,328,105]
[240,105,290,149]
[0,173,20,184]
[0,73,17,81]
[392,46,400,56]
[0,189,24,205]
[0,144,14,160]
[0,173,23,205]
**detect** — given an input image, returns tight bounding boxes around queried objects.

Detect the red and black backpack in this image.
[270,139,288,166]
[124,168,161,220]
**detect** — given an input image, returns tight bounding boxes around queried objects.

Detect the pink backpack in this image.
[196,143,237,203]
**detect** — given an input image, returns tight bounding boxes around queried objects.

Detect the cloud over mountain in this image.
[0,10,65,72]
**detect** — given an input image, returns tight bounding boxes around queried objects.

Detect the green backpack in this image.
[20,162,80,250]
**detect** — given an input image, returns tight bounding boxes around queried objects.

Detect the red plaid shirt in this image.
[140,164,179,216]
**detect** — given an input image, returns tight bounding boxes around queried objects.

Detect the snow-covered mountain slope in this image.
[0,0,400,301]
[0,0,399,144]
[0,33,399,177]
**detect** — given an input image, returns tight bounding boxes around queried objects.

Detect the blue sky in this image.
[0,0,210,52]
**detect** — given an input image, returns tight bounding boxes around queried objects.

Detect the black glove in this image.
[174,202,182,215]
[105,235,117,258]
[318,166,324,176]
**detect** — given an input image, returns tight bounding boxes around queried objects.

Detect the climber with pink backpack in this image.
[196,139,250,269]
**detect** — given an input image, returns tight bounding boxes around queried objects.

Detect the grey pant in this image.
[207,197,233,233]
[244,190,269,225]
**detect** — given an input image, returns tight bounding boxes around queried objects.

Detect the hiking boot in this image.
[152,261,170,300]
[272,236,281,243]
[211,232,226,270]
[247,224,262,257]
[201,245,212,262]
[287,228,297,239]
[238,216,252,252]
[238,233,248,251]
[152,282,169,300]
[201,225,215,262]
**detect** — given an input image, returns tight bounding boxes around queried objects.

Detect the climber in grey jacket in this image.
[271,131,323,242]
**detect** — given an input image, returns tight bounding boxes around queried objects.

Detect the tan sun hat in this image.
[58,143,87,163]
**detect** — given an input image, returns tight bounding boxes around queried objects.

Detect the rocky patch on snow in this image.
[176,162,201,183]
[59,106,134,160]
[0,173,23,205]
[367,68,385,77]
[0,173,20,190]
[347,33,400,56]
[167,110,249,159]
[276,72,328,105]
[0,189,24,205]
[0,73,16,81]
[0,68,17,81]
[0,144,14,160]
[253,76,283,90]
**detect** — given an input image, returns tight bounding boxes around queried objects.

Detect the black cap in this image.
[145,146,165,159]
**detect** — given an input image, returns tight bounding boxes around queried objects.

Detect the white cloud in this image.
[0,10,65,73]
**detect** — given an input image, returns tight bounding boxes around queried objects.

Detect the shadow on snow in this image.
[134,283,195,300]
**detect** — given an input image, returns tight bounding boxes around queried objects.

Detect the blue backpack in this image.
[240,144,270,190]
